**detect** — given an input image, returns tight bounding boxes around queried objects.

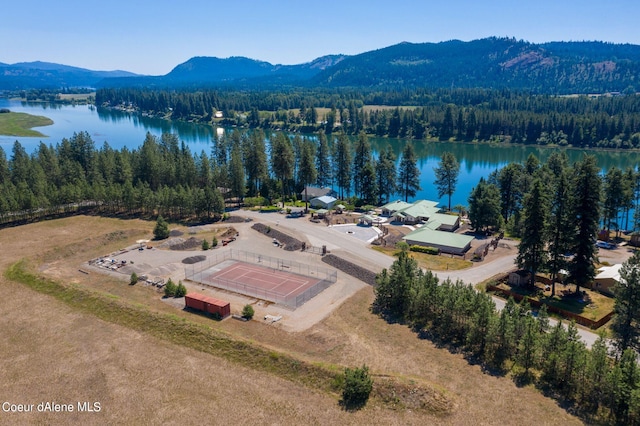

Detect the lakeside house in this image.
[385,199,470,254]
[381,199,440,225]
[594,264,622,296]
[300,186,336,202]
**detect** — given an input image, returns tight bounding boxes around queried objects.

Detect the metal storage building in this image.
[185,293,231,318]
[402,227,474,255]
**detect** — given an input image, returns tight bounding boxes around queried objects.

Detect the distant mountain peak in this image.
[4,37,640,93]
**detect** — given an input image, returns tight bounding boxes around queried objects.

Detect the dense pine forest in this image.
[96,88,640,149]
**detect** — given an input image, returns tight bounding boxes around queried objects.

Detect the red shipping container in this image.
[185,293,230,318]
[185,294,206,311]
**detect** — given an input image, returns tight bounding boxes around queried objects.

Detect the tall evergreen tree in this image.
[333,133,352,199]
[0,146,9,185]
[517,315,540,375]
[375,145,397,205]
[315,130,332,188]
[243,129,268,197]
[516,178,550,286]
[603,166,625,236]
[352,131,373,199]
[570,155,602,294]
[621,166,635,233]
[195,151,212,188]
[468,178,503,234]
[632,166,640,233]
[297,140,317,212]
[397,141,420,202]
[495,162,525,224]
[611,251,640,354]
[546,167,573,296]
[434,151,460,211]
[373,248,418,319]
[270,133,294,206]
[581,333,611,414]
[228,141,245,205]
[360,162,378,205]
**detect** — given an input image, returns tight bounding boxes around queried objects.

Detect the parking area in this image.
[329,224,381,243]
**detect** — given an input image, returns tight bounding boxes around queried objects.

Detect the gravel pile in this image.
[220,227,238,239]
[171,237,203,250]
[322,254,377,286]
[158,236,203,250]
[182,255,206,264]
[251,223,304,251]
[169,229,184,237]
[222,215,250,223]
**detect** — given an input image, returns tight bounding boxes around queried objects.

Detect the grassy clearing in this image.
[372,246,472,271]
[0,111,53,136]
[5,259,452,414]
[5,260,340,392]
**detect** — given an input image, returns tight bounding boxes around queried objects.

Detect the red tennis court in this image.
[206,262,320,297]
[191,259,334,308]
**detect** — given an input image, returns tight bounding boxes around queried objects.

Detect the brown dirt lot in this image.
[0,216,581,425]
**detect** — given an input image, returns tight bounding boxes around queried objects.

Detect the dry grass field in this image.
[0,216,582,425]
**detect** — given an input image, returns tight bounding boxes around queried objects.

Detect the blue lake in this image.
[2,99,639,209]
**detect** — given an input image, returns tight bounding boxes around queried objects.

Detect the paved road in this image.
[240,210,601,347]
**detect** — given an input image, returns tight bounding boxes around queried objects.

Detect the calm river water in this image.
[2,99,639,208]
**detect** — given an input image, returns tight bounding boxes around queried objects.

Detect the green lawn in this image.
[0,111,53,137]
[372,246,472,271]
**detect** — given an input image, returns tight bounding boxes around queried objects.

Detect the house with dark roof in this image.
[300,186,336,202]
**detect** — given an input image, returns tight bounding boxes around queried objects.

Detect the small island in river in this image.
[0,109,53,137]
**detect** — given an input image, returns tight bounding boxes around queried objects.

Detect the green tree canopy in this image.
[398,141,420,202]
[611,251,640,353]
[434,151,460,211]
[468,178,502,234]
[153,215,170,240]
[516,178,550,286]
[342,365,373,410]
[570,155,601,294]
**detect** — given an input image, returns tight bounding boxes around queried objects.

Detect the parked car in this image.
[596,241,616,250]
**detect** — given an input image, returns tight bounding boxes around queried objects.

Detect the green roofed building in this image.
[403,227,473,255]
[381,199,440,225]
[425,213,461,232]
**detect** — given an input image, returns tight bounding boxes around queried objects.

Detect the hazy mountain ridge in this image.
[3,38,640,93]
[0,61,139,90]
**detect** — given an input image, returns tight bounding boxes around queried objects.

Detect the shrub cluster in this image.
[342,365,373,410]
[164,279,187,298]
[409,245,439,255]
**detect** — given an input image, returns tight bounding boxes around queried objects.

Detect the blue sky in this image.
[2,0,639,75]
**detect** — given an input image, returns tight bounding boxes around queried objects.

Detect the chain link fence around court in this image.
[184,249,338,308]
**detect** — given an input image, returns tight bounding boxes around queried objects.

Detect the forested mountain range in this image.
[0,61,138,90]
[311,38,640,93]
[3,37,640,93]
